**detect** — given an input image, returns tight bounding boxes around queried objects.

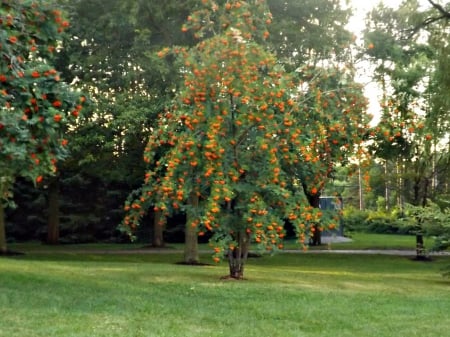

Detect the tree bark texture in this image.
[416,233,426,259]
[152,210,165,247]
[227,230,250,279]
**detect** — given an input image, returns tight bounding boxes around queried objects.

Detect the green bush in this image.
[342,207,368,232]
[366,211,397,233]
[403,201,450,251]
[342,207,417,235]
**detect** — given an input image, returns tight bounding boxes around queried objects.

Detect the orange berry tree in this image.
[293,65,369,244]
[123,0,364,278]
[0,0,86,253]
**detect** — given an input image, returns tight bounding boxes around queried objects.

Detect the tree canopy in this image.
[122,0,369,278]
[0,0,86,253]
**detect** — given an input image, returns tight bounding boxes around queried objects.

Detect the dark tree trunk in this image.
[0,202,7,254]
[416,233,426,259]
[152,210,165,248]
[46,177,60,245]
[184,192,199,264]
[304,189,322,246]
[411,179,430,260]
[310,224,321,246]
[413,178,420,207]
[227,230,250,279]
[422,178,430,207]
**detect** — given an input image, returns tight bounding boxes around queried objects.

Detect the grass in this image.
[332,232,436,250]
[1,246,449,337]
[284,232,437,251]
[8,233,439,253]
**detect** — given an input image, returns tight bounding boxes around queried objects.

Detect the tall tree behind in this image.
[426,5,450,206]
[269,0,369,244]
[40,0,198,245]
[363,0,450,257]
[268,0,354,69]
[364,1,449,208]
[0,0,86,253]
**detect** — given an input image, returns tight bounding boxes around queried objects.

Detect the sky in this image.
[346,0,403,33]
[346,0,431,33]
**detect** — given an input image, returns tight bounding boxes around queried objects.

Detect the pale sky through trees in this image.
[346,0,431,124]
[346,0,430,33]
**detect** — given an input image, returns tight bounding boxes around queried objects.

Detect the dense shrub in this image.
[342,207,416,235]
[342,207,368,232]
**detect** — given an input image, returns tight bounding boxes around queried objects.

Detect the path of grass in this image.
[1,250,449,337]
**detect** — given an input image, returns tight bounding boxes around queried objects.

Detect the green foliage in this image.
[363,1,450,210]
[40,0,201,247]
[365,211,397,234]
[342,207,369,232]
[0,0,88,253]
[123,0,369,275]
[0,0,86,199]
[124,0,312,266]
[344,200,450,257]
[404,201,450,251]
[5,176,124,243]
[268,0,353,68]
[343,207,415,235]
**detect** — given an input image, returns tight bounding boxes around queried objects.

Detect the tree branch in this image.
[406,0,450,38]
[428,0,450,18]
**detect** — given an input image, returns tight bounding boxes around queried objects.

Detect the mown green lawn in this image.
[306,232,437,250]
[1,247,449,337]
[8,233,439,253]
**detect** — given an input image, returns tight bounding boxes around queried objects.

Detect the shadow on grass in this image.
[0,250,25,257]
[0,249,221,267]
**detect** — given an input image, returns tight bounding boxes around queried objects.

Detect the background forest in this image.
[1,0,449,255]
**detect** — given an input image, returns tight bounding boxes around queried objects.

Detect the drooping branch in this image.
[428,0,450,18]
[408,0,450,37]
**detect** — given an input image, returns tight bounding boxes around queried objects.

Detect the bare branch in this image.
[428,0,450,18]
[405,0,450,39]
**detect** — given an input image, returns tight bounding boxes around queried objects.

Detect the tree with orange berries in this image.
[0,0,86,254]
[291,66,369,244]
[266,0,369,244]
[123,0,368,278]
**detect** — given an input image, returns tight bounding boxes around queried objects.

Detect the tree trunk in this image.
[310,224,321,246]
[415,233,426,260]
[184,192,199,264]
[358,165,364,210]
[422,178,430,208]
[385,160,390,211]
[227,230,250,279]
[305,191,321,246]
[46,177,60,245]
[152,210,165,247]
[0,202,7,254]
[413,178,420,207]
